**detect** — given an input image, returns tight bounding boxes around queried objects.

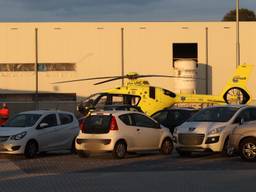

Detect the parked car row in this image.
[0,104,256,162]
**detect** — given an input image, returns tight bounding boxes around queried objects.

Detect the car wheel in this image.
[239,138,256,161]
[222,138,232,156]
[77,150,90,158]
[112,141,127,159]
[176,149,191,157]
[160,138,173,155]
[24,140,38,159]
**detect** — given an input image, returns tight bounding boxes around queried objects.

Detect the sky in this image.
[0,0,256,22]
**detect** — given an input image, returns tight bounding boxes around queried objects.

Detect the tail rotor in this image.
[221,64,253,104]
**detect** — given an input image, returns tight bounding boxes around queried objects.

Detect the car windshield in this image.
[4,114,42,127]
[187,107,239,122]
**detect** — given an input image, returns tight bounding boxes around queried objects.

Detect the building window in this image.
[0,63,76,72]
[0,63,34,71]
[37,63,76,71]
[172,43,198,65]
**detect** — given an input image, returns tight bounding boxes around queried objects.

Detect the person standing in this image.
[0,103,9,126]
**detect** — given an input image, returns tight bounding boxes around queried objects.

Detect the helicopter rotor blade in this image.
[139,75,184,78]
[93,73,143,85]
[137,75,200,79]
[52,76,122,84]
[53,73,203,85]
[94,77,124,85]
[93,74,197,85]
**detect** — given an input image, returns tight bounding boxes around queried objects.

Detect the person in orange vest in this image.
[0,103,9,126]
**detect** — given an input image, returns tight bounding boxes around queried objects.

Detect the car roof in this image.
[151,107,198,115]
[20,110,73,115]
[91,110,143,116]
[167,107,198,111]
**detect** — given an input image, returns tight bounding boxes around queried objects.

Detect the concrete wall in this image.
[0,22,255,101]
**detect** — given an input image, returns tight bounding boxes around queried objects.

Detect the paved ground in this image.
[0,151,256,192]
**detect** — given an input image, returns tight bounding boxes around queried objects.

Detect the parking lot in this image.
[1,105,256,192]
[1,151,256,192]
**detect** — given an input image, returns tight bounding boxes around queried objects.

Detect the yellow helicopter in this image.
[54,64,253,116]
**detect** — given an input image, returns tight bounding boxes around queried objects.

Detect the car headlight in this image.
[207,127,225,136]
[10,131,27,140]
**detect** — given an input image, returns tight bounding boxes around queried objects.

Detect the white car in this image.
[173,105,256,156]
[0,110,79,158]
[76,111,173,158]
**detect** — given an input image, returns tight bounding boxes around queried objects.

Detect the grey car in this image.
[229,117,256,161]
[151,108,198,134]
[174,105,256,157]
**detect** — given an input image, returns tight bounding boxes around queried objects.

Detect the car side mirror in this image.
[155,122,161,129]
[235,117,244,125]
[239,118,245,125]
[38,123,48,129]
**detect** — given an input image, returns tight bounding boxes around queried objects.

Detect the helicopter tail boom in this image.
[175,64,253,105]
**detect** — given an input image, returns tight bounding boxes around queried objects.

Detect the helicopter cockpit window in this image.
[79,93,141,113]
[78,93,102,112]
[107,95,140,106]
[112,95,124,105]
[95,95,109,109]
[163,89,176,98]
[130,96,140,106]
[82,93,101,105]
[149,87,156,99]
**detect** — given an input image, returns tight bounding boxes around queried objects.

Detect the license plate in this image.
[85,143,102,151]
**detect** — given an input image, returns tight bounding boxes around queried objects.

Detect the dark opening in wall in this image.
[172,43,198,66]
[0,63,76,72]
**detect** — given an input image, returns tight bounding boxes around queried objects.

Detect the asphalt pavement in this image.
[0,151,255,192]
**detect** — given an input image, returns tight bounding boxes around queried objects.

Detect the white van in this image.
[173,105,256,156]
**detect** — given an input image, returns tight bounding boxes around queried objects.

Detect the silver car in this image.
[229,119,256,161]
[76,111,173,159]
[173,105,256,156]
[0,110,79,158]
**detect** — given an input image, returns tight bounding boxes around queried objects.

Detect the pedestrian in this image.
[0,103,9,126]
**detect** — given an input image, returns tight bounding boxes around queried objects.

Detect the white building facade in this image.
[0,22,256,101]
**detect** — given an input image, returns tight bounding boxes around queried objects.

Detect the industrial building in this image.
[0,21,256,102]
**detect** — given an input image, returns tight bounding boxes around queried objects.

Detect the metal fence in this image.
[0,93,77,117]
